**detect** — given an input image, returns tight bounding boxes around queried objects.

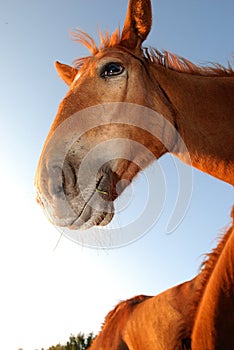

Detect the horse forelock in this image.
[71,29,234,77]
[71,29,121,55]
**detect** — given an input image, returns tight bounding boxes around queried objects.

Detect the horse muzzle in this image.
[35,156,120,230]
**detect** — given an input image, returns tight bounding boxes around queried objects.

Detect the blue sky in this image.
[0,1,233,349]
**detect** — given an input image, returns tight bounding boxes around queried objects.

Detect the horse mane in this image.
[71,29,234,77]
[176,208,234,343]
[192,207,234,315]
[102,294,150,327]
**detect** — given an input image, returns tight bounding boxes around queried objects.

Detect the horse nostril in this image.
[62,162,77,196]
[47,165,64,198]
[47,162,77,199]
[63,162,77,187]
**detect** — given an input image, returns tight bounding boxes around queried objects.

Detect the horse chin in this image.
[38,189,115,230]
[67,210,114,230]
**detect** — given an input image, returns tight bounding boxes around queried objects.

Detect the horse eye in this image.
[100,62,125,78]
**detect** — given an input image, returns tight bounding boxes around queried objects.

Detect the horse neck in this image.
[151,65,234,185]
[124,280,199,349]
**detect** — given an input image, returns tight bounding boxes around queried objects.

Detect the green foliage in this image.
[33,332,95,350]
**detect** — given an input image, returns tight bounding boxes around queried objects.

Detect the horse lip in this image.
[67,207,114,230]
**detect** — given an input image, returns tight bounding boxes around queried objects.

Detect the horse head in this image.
[35,0,178,230]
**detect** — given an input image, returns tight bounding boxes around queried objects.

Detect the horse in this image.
[87,214,234,350]
[35,0,234,348]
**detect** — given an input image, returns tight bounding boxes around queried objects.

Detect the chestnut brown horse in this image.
[35,0,234,348]
[35,0,233,231]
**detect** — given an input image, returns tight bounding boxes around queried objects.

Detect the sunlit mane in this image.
[145,48,234,76]
[191,213,234,314]
[176,213,234,343]
[102,295,148,328]
[72,29,234,76]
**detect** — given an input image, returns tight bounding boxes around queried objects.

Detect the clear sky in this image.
[0,0,233,349]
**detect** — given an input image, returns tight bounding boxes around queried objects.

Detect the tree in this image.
[45,332,95,350]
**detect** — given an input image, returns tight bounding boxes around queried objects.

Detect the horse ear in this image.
[120,0,152,49]
[55,61,78,86]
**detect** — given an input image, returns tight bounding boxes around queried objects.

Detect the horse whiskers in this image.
[53,230,64,252]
